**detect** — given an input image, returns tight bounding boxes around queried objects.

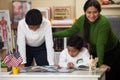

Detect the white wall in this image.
[75,0,87,19]
[31,0,76,18]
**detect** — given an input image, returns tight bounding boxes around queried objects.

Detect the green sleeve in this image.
[53,15,85,38]
[53,23,80,38]
[97,22,111,66]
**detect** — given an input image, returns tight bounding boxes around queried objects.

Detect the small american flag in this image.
[3,54,13,63]
[3,53,14,68]
[10,54,23,67]
[3,49,23,68]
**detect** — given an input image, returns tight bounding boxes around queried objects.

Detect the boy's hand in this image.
[54,64,60,69]
[19,64,25,68]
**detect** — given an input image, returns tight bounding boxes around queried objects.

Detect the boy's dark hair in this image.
[84,0,101,12]
[67,35,84,50]
[25,9,43,25]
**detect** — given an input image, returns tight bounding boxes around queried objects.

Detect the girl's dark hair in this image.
[25,9,43,25]
[83,0,101,42]
[67,35,84,50]
[83,0,101,12]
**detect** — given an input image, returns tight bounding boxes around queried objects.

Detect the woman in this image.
[53,0,120,80]
[17,9,55,67]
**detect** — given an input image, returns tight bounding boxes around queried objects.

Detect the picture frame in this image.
[0,10,12,50]
[37,7,51,20]
[12,1,31,24]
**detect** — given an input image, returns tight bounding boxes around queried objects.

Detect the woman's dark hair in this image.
[67,35,84,50]
[83,0,101,42]
[83,0,101,12]
[25,9,43,25]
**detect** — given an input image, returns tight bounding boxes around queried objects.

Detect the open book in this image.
[77,65,89,70]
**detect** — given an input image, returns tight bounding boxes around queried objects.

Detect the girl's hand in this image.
[100,64,111,71]
[67,62,74,69]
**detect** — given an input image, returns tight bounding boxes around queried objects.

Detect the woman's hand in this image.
[100,64,111,71]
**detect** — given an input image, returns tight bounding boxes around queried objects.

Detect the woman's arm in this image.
[96,21,111,66]
[53,19,81,38]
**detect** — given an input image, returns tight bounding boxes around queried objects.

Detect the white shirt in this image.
[17,17,54,65]
[59,47,90,68]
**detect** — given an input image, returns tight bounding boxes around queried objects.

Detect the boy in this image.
[17,9,54,67]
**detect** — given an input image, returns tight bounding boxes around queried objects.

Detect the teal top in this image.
[53,14,119,66]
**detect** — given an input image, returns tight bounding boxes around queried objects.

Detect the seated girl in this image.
[58,35,90,69]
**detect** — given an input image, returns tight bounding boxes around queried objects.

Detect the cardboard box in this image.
[1,67,8,72]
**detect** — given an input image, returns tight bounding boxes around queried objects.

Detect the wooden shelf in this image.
[52,25,71,28]
[102,4,120,9]
[101,4,120,16]
[52,6,72,20]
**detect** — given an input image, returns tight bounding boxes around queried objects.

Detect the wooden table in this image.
[1,68,106,80]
